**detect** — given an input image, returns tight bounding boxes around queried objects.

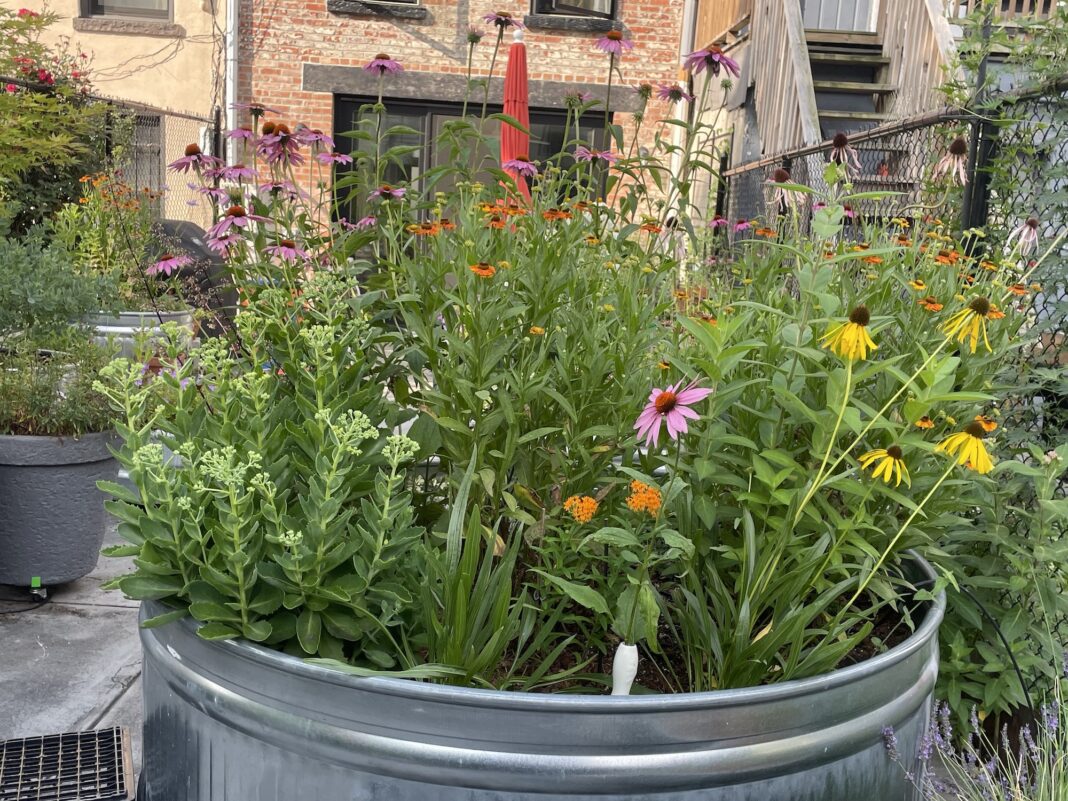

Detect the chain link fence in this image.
[101,99,221,229]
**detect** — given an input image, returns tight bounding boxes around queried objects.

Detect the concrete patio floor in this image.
[0,524,143,781]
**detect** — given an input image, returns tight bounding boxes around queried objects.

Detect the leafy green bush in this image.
[0,235,110,338]
[0,7,111,236]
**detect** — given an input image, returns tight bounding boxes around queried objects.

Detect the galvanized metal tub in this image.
[139,557,943,801]
[87,310,195,359]
[0,431,118,586]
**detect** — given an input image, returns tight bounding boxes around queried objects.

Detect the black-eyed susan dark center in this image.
[849,305,871,326]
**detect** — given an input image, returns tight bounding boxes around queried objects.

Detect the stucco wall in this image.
[5,0,225,116]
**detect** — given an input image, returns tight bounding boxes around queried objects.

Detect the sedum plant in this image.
[98,51,1065,694]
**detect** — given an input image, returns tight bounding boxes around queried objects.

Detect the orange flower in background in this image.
[542,208,572,222]
[695,313,718,326]
[959,273,976,285]
[974,414,998,432]
[469,262,497,278]
[529,325,545,335]
[640,222,662,234]
[478,201,497,213]
[563,495,599,524]
[405,222,440,236]
[1008,283,1028,296]
[439,218,457,231]
[917,296,944,312]
[935,249,959,265]
[486,214,506,230]
[626,480,662,517]
[896,235,913,246]
[863,255,884,265]
[572,200,592,213]
[980,260,998,272]
[585,235,601,246]
[754,227,777,238]
[915,416,935,429]
[502,203,527,217]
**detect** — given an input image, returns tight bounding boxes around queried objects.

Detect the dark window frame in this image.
[332,95,609,221]
[80,0,171,21]
[531,0,616,20]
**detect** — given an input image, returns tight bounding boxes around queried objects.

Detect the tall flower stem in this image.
[845,460,957,608]
[603,53,615,149]
[800,359,853,514]
[792,337,953,525]
[481,30,504,122]
[461,43,476,119]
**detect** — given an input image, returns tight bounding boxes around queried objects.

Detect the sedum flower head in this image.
[383,434,419,466]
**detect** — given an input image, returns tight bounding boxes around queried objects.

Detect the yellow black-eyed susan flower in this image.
[941,296,1004,353]
[915,416,935,430]
[936,421,995,474]
[859,445,911,487]
[821,305,877,361]
[909,279,927,291]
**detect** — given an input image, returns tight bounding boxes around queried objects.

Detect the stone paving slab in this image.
[0,524,143,779]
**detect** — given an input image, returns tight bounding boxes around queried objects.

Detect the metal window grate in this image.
[0,728,132,801]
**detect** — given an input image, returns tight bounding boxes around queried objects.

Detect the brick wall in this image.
[239,0,689,185]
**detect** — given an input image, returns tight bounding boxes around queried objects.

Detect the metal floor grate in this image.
[0,727,131,801]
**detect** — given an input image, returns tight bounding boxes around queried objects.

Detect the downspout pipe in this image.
[225,0,239,162]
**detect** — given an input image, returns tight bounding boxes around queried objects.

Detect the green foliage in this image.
[0,7,111,236]
[0,332,114,436]
[0,234,109,338]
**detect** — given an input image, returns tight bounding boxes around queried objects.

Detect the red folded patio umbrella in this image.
[500,27,531,201]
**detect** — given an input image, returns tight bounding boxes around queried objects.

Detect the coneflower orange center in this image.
[949,136,968,156]
[1026,217,1039,229]
[279,239,295,248]
[606,30,623,40]
[832,132,849,148]
[654,390,678,414]
[375,53,391,60]
[184,143,202,157]
[772,167,790,183]
[226,205,246,217]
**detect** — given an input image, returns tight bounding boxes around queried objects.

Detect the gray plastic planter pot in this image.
[0,431,118,587]
[87,309,195,359]
[138,555,944,801]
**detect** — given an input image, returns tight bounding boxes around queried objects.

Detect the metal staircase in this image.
[805,29,893,139]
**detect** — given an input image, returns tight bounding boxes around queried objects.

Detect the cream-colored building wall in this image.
[4,0,225,117]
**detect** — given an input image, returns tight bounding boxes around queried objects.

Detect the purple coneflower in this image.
[842,203,855,219]
[226,127,256,142]
[259,179,308,201]
[147,253,193,277]
[657,83,694,103]
[634,82,654,101]
[733,219,752,233]
[257,123,304,166]
[573,145,618,164]
[829,131,861,174]
[769,167,805,210]
[315,151,353,165]
[219,163,257,182]
[355,215,377,229]
[467,26,485,44]
[502,155,538,178]
[369,184,406,201]
[364,53,403,75]
[708,214,727,229]
[683,45,740,78]
[195,185,232,203]
[264,239,309,261]
[483,11,524,30]
[295,127,334,151]
[634,379,713,448]
[1008,217,1040,255]
[932,135,969,185]
[207,232,242,255]
[595,30,633,56]
[564,89,593,107]
[207,204,266,240]
[168,143,220,174]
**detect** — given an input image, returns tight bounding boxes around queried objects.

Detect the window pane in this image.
[536,0,613,18]
[91,0,168,16]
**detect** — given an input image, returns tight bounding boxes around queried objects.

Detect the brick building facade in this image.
[237,0,689,199]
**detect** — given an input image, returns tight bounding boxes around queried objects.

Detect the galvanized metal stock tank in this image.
[139,557,944,801]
